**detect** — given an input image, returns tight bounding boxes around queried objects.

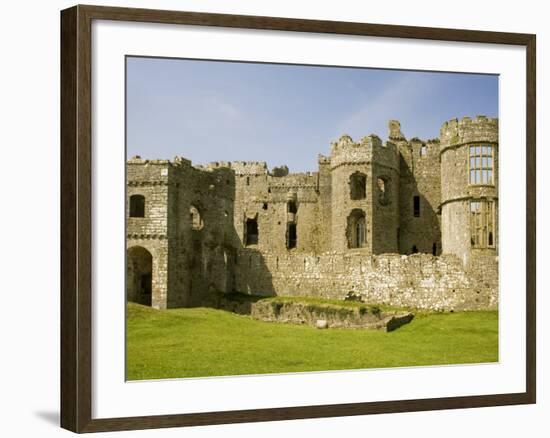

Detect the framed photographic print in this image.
[60,4,536,433]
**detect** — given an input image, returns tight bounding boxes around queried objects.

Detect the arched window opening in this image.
[412,245,418,254]
[377,177,390,205]
[245,218,258,245]
[129,194,145,218]
[347,209,366,249]
[349,172,367,200]
[189,205,204,230]
[126,246,153,306]
[420,144,427,156]
[286,223,297,249]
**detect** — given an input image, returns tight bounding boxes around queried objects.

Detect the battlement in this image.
[267,172,318,189]
[330,132,399,169]
[127,155,172,166]
[229,161,268,175]
[440,115,499,148]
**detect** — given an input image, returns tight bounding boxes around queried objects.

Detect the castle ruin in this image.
[126,116,499,311]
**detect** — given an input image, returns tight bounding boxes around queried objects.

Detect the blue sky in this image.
[127,57,498,172]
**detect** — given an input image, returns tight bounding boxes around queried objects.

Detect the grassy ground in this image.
[126,302,498,380]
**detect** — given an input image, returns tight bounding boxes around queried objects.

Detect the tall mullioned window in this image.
[470,200,496,248]
[469,145,494,185]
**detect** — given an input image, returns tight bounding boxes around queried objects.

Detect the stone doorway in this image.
[127,246,153,306]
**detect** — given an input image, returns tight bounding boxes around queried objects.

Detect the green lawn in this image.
[126,302,498,380]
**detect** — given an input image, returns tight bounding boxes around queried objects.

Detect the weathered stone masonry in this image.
[126,116,498,311]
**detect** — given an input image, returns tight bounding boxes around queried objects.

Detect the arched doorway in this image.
[127,246,153,306]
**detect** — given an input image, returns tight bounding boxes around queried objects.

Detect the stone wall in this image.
[126,116,499,311]
[397,134,441,256]
[440,116,499,264]
[233,250,498,311]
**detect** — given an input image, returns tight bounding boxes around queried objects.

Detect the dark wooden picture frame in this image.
[60,4,536,433]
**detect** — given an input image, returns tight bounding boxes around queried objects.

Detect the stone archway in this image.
[127,246,153,306]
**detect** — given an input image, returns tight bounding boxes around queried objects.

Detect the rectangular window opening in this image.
[413,196,420,217]
[286,223,297,249]
[470,200,496,248]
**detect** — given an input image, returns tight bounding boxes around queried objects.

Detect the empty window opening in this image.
[262,203,268,210]
[432,243,437,256]
[286,223,297,249]
[349,172,367,200]
[129,194,145,218]
[347,209,366,249]
[189,205,204,230]
[287,201,297,214]
[469,145,494,185]
[470,200,496,248]
[246,176,250,186]
[245,218,258,245]
[377,177,390,205]
[412,245,418,254]
[420,144,427,156]
[413,196,420,217]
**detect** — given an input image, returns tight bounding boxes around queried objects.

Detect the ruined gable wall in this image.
[168,159,237,307]
[316,156,333,253]
[232,162,323,254]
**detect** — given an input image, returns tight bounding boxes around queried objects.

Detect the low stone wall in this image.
[216,295,414,331]
[249,300,413,331]
[234,251,498,311]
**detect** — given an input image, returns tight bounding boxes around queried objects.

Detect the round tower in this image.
[329,134,399,253]
[439,116,499,265]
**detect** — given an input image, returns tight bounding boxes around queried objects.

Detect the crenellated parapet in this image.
[330,134,398,169]
[440,115,498,152]
[229,161,268,175]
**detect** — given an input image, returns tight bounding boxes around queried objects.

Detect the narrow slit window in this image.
[286,223,297,249]
[413,196,420,217]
